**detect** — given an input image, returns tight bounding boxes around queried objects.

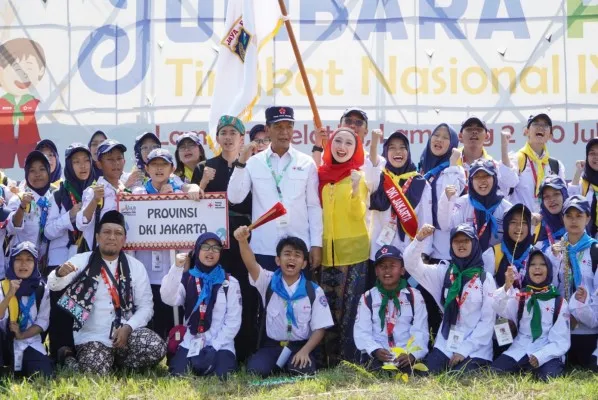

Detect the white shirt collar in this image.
[283,276,300,296]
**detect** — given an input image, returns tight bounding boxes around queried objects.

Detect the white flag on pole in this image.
[207,0,283,151]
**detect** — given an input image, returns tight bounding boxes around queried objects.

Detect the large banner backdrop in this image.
[1,0,597,178]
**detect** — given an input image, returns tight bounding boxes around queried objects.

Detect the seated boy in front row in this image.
[234,226,333,377]
[353,245,429,371]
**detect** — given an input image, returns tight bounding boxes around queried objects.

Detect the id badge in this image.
[276,213,290,228]
[494,319,514,346]
[110,320,123,340]
[14,349,23,372]
[447,326,464,352]
[187,335,205,358]
[152,251,162,272]
[376,223,396,246]
[276,346,293,368]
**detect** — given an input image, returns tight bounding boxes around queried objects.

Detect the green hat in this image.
[217,115,245,135]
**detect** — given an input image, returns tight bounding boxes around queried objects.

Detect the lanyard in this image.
[266,154,293,201]
[385,301,399,348]
[454,274,479,308]
[544,223,555,245]
[18,295,36,331]
[528,159,540,199]
[194,278,208,333]
[472,211,489,239]
[100,265,122,320]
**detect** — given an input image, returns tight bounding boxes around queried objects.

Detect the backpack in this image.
[166,273,231,357]
[256,279,317,347]
[363,287,416,324]
[516,294,563,330]
[440,262,487,307]
[0,280,45,323]
[509,153,560,195]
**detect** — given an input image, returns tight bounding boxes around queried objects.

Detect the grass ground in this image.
[2,362,598,400]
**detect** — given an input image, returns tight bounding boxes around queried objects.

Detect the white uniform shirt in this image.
[249,265,333,342]
[547,247,598,335]
[568,271,598,359]
[46,252,154,347]
[6,189,53,258]
[353,286,429,360]
[403,239,497,361]
[364,164,434,258]
[508,152,565,213]
[76,177,126,250]
[492,287,570,366]
[0,285,51,365]
[45,193,78,266]
[228,146,323,256]
[160,264,242,353]
[437,192,513,249]
[428,166,467,260]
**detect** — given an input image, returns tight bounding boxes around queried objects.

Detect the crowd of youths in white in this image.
[1,106,598,382]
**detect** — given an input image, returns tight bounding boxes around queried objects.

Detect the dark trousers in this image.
[247,338,316,377]
[48,288,75,360]
[568,334,598,368]
[169,346,237,379]
[147,284,177,341]
[20,346,54,378]
[425,348,490,374]
[492,354,564,381]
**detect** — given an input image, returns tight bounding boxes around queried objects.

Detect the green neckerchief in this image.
[375,278,408,330]
[444,264,484,312]
[2,93,35,124]
[523,285,560,342]
[63,180,82,203]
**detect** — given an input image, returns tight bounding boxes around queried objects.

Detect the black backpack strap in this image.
[257,284,274,348]
[91,202,104,250]
[306,280,316,306]
[517,295,526,329]
[223,273,230,298]
[363,291,373,323]
[590,243,598,274]
[553,295,563,325]
[548,158,560,176]
[35,284,45,314]
[440,265,453,307]
[407,287,415,317]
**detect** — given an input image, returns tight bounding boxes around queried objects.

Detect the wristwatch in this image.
[233,160,246,169]
[312,145,324,153]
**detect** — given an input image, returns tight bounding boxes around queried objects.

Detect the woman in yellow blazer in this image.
[317,127,369,366]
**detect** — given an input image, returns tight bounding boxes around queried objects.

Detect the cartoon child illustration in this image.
[0,38,46,168]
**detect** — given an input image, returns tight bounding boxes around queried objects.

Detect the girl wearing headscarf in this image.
[534,176,569,252]
[34,139,62,189]
[404,223,497,373]
[88,130,108,178]
[366,130,433,259]
[418,123,465,262]
[482,204,536,289]
[438,159,513,252]
[6,151,54,270]
[491,250,569,380]
[44,143,95,359]
[0,241,53,377]
[126,132,161,191]
[174,132,206,184]
[570,137,598,238]
[161,232,242,380]
[316,127,368,365]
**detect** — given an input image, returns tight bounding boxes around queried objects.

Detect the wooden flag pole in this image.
[277,0,322,132]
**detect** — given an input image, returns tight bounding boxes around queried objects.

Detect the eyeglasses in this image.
[200,244,222,253]
[254,138,271,145]
[530,122,550,130]
[141,145,160,153]
[179,143,198,151]
[342,117,366,127]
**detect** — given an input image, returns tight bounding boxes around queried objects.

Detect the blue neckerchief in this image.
[470,197,500,238]
[501,242,532,272]
[565,232,597,289]
[270,269,311,327]
[36,196,50,238]
[423,161,449,181]
[188,265,225,313]
[144,178,181,194]
[18,295,36,331]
